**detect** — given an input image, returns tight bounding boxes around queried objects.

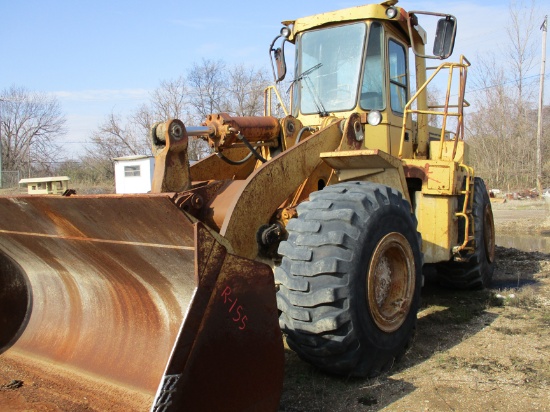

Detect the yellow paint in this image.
[285,4,408,40]
[430,140,469,163]
[321,150,410,204]
[217,5,477,265]
[403,159,467,196]
[415,193,457,263]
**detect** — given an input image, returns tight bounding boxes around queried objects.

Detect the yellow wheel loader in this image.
[0,1,495,410]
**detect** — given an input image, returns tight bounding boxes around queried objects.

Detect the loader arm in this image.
[220,119,343,259]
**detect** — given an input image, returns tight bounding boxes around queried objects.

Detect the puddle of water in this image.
[496,233,550,253]
[490,278,537,289]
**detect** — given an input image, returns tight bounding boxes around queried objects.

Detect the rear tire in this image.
[276,182,422,377]
[436,177,495,289]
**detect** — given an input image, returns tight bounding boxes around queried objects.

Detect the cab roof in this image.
[282,1,411,41]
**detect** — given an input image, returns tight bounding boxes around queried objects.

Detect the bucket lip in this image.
[0,248,32,354]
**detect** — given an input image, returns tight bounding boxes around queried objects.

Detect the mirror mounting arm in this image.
[407,11,457,60]
[269,27,291,82]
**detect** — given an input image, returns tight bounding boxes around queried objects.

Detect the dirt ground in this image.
[279,199,550,412]
[1,199,549,411]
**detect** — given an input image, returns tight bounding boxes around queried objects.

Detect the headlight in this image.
[386,7,398,19]
[280,26,291,38]
[367,111,382,126]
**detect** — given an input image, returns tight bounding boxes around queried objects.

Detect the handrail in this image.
[264,85,288,117]
[399,55,471,160]
[453,164,476,256]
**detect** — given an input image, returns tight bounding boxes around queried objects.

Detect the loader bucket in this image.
[0,194,284,411]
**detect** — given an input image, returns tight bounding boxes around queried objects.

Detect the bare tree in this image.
[133,76,211,161]
[425,86,443,128]
[185,62,270,158]
[507,0,538,104]
[85,112,151,179]
[132,103,156,138]
[82,59,273,178]
[0,86,65,176]
[226,64,270,116]
[468,60,514,186]
[187,59,229,121]
[149,76,192,121]
[467,0,543,190]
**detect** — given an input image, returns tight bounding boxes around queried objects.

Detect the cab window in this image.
[360,22,385,110]
[388,39,407,114]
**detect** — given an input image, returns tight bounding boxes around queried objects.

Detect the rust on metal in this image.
[341,112,363,150]
[0,194,284,410]
[152,223,284,411]
[403,162,429,182]
[367,232,416,333]
[280,115,303,149]
[190,147,257,181]
[203,113,281,150]
[220,119,343,259]
[151,119,192,193]
[278,206,298,226]
[0,195,196,396]
[172,180,247,233]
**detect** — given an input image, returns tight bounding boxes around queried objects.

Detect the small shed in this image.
[113,155,155,194]
[19,176,70,195]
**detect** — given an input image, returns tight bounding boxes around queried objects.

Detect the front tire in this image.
[276,182,422,377]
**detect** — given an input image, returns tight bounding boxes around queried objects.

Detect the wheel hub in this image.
[367,232,415,333]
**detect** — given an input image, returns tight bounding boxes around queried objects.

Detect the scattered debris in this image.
[1,379,24,390]
[505,188,544,200]
[495,293,516,299]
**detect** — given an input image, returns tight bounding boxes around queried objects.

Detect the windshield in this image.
[296,23,366,115]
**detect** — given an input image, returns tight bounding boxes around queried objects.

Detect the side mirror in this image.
[407,11,457,60]
[274,47,287,82]
[269,26,291,83]
[433,17,457,59]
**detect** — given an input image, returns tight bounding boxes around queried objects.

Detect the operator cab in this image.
[292,21,405,120]
[270,2,456,158]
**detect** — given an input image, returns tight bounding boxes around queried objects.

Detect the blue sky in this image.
[1,0,548,157]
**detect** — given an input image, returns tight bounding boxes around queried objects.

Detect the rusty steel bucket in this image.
[0,194,284,411]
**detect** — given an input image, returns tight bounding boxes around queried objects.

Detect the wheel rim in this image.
[483,204,496,263]
[367,232,416,333]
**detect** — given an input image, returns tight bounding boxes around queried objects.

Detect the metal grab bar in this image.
[399,55,471,160]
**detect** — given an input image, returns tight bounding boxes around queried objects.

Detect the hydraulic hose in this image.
[295,126,316,144]
[216,150,255,166]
